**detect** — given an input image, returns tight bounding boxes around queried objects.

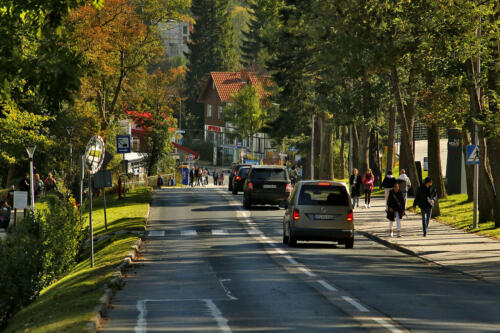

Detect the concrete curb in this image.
[87,199,151,333]
[356,230,491,284]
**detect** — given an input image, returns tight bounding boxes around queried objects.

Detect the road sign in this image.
[85,135,106,175]
[93,170,113,189]
[116,135,131,154]
[466,145,480,165]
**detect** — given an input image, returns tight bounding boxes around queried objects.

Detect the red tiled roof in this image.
[199,72,270,103]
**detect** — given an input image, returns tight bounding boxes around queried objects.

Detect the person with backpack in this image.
[397,169,411,208]
[412,177,438,237]
[349,168,362,208]
[382,170,397,205]
[213,169,219,186]
[387,182,405,237]
[157,174,164,189]
[361,168,374,208]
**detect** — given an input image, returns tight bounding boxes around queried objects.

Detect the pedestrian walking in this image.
[157,174,164,189]
[34,173,44,199]
[219,171,224,186]
[382,170,397,204]
[290,166,298,186]
[189,167,195,187]
[44,172,57,192]
[19,173,30,192]
[213,169,219,185]
[197,168,203,186]
[349,168,362,208]
[204,168,209,185]
[361,168,374,208]
[387,183,405,237]
[412,177,438,237]
[397,169,411,208]
[168,175,175,186]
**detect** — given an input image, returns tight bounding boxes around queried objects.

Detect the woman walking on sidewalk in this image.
[349,168,362,208]
[362,168,374,208]
[382,170,397,204]
[412,177,438,237]
[387,183,405,237]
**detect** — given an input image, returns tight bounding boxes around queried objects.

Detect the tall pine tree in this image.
[185,0,239,135]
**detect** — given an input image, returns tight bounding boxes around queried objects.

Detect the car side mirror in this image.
[279,201,288,209]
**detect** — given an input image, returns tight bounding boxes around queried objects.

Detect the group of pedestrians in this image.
[189,166,214,187]
[18,171,57,201]
[212,169,224,186]
[350,167,438,238]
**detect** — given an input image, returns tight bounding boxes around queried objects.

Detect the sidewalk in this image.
[354,196,500,285]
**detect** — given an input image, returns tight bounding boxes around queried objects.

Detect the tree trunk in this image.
[390,65,420,190]
[319,114,334,180]
[314,114,321,178]
[357,123,370,174]
[339,126,346,179]
[5,163,16,187]
[386,106,396,172]
[369,128,381,186]
[487,136,500,227]
[428,124,446,199]
[462,129,474,202]
[352,124,360,171]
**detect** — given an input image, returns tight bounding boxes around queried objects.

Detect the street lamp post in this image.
[67,126,74,179]
[25,144,36,214]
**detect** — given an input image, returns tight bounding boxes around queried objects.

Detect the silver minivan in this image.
[282,181,354,248]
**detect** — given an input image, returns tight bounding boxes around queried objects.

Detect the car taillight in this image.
[236,176,241,181]
[347,209,353,222]
[286,183,292,192]
[293,209,300,220]
[317,182,331,186]
[248,182,253,190]
[234,170,237,175]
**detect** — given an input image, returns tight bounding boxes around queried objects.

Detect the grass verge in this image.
[409,193,499,240]
[3,186,152,333]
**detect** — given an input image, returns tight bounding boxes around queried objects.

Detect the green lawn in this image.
[4,187,152,333]
[409,193,499,240]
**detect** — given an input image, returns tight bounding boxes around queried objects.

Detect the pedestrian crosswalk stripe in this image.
[147,231,165,237]
[181,230,198,236]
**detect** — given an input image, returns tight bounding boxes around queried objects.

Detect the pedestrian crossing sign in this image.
[466,145,480,165]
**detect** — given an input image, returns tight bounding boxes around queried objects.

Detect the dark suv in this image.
[242,166,292,209]
[232,166,250,194]
[229,164,251,191]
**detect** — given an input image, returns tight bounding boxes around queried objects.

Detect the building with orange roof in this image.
[197,70,276,165]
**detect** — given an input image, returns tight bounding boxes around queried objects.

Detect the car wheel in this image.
[243,196,252,210]
[288,223,297,247]
[283,223,289,244]
[345,237,354,249]
[232,187,238,195]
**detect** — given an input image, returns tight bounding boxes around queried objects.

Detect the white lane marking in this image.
[266,240,277,247]
[218,279,238,300]
[284,256,299,265]
[248,229,262,235]
[147,230,165,237]
[181,230,198,236]
[317,280,337,292]
[342,296,369,312]
[274,247,286,255]
[236,211,250,218]
[212,229,228,235]
[259,235,270,241]
[203,299,232,332]
[298,267,317,277]
[135,300,148,333]
[372,318,403,333]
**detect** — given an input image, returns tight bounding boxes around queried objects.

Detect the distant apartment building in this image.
[158,20,190,59]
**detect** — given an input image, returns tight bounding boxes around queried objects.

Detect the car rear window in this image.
[251,168,287,180]
[238,168,250,177]
[298,185,349,206]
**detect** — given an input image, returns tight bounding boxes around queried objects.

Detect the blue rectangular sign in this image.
[116,135,131,154]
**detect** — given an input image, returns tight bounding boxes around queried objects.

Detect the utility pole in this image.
[311,114,315,180]
[473,16,481,229]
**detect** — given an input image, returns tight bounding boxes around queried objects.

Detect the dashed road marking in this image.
[298,267,316,277]
[212,229,228,235]
[372,318,403,333]
[147,230,165,237]
[284,256,299,265]
[342,296,369,312]
[317,279,337,292]
[134,300,148,333]
[203,299,232,332]
[181,230,198,236]
[274,247,287,255]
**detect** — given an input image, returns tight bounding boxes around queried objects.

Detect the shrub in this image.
[0,196,86,327]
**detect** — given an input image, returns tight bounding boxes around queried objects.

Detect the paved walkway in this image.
[354,196,500,285]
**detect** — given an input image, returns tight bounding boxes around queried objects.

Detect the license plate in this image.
[263,185,276,189]
[314,214,335,220]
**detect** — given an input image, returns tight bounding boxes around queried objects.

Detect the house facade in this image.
[197,71,276,165]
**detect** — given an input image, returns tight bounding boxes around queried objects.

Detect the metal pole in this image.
[311,114,315,180]
[122,153,126,198]
[103,187,108,231]
[80,155,84,224]
[473,17,481,229]
[88,172,94,268]
[29,158,35,214]
[179,99,182,131]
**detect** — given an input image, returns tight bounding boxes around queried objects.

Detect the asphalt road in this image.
[102,186,500,332]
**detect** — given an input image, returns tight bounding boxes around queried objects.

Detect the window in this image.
[218,106,223,119]
[207,104,212,118]
[251,169,287,181]
[298,185,349,206]
[183,25,188,35]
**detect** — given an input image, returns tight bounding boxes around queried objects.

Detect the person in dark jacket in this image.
[349,168,362,208]
[387,183,405,237]
[412,177,438,237]
[382,170,397,204]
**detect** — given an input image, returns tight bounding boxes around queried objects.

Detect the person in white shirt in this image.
[397,169,412,208]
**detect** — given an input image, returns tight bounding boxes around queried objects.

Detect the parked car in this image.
[232,166,250,194]
[0,201,11,229]
[242,165,292,209]
[282,181,354,248]
[229,164,251,191]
